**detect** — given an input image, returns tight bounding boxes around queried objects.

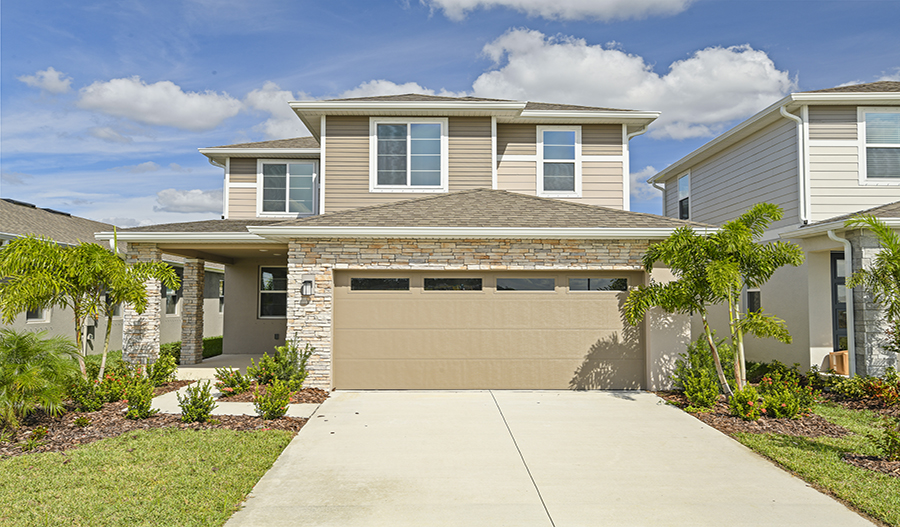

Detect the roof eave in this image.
[514,109,660,125]
[198,147,321,163]
[781,218,900,239]
[94,231,274,243]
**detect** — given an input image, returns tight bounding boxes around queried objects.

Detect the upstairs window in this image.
[861,108,900,182]
[259,161,318,215]
[537,126,581,196]
[370,119,448,192]
[677,174,690,220]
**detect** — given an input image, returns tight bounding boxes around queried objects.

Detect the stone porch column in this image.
[287,239,333,389]
[850,230,896,376]
[180,258,205,365]
[123,243,162,365]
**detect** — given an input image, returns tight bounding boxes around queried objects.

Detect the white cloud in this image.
[340,79,467,99]
[472,29,795,139]
[101,217,142,228]
[877,68,900,82]
[629,165,660,202]
[244,81,314,139]
[424,0,692,21]
[113,161,161,173]
[78,76,242,131]
[17,67,73,94]
[154,188,223,213]
[1,170,34,185]
[87,126,134,143]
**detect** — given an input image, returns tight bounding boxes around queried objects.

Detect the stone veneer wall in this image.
[287,237,650,389]
[123,243,162,365]
[180,258,205,365]
[849,230,896,376]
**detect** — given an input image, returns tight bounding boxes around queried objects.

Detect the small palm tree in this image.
[0,329,80,430]
[846,215,900,353]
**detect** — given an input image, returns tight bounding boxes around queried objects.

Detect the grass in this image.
[734,402,900,527]
[0,427,293,526]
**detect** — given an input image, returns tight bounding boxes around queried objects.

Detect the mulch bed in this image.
[218,386,330,405]
[0,381,306,459]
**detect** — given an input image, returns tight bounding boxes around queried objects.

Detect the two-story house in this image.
[97,94,707,391]
[650,81,900,377]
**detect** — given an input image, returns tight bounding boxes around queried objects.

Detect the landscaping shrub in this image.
[177,381,217,423]
[831,375,871,399]
[146,355,177,386]
[756,361,818,418]
[729,385,762,420]
[0,329,80,430]
[73,415,90,427]
[97,364,142,403]
[673,334,734,407]
[84,350,125,381]
[869,417,900,462]
[247,353,277,386]
[762,389,801,418]
[159,341,181,363]
[69,378,104,412]
[124,379,157,420]
[158,336,223,365]
[248,340,314,390]
[254,379,292,420]
[214,367,251,396]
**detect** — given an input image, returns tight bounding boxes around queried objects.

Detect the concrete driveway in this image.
[227,391,873,527]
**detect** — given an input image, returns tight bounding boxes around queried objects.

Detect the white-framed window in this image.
[25,308,47,322]
[259,267,287,318]
[537,125,581,197]
[369,118,449,192]
[746,288,761,314]
[257,160,319,216]
[859,107,900,184]
[163,267,183,316]
[218,279,225,313]
[677,173,690,220]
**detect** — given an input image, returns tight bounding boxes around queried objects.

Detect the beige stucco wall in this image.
[222,257,287,355]
[644,266,691,390]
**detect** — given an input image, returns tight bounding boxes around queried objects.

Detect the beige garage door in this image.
[333,270,645,389]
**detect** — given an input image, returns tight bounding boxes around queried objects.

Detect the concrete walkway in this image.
[176,354,264,380]
[226,391,874,527]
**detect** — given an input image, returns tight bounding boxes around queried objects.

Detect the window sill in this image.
[860,178,900,186]
[537,192,582,198]
[369,187,448,193]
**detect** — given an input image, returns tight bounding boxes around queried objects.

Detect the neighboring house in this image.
[0,198,225,351]
[650,81,900,377]
[96,93,706,390]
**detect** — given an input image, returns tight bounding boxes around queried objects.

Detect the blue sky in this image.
[2,0,898,226]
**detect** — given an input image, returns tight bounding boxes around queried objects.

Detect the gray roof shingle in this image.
[321,93,631,112]
[121,219,287,233]
[807,200,900,227]
[803,81,900,94]
[206,137,320,149]
[0,199,114,245]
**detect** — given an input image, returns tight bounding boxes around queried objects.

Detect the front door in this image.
[830,252,848,351]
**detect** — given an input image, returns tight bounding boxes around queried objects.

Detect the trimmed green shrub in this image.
[756,361,818,418]
[762,389,801,418]
[869,417,900,461]
[248,341,314,391]
[69,378,104,412]
[214,367,251,397]
[158,336,224,365]
[254,379,292,420]
[729,385,762,421]
[124,379,157,419]
[177,381,217,423]
[673,335,734,407]
[146,355,177,386]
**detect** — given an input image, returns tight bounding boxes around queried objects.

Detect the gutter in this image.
[93,231,271,243]
[779,106,810,224]
[827,229,856,377]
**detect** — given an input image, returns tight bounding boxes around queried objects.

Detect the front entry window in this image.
[831,252,848,351]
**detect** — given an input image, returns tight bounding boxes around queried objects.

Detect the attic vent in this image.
[41,208,72,217]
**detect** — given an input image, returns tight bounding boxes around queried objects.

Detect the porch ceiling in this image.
[156,243,288,264]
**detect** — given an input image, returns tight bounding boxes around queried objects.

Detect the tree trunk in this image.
[727,296,744,391]
[98,313,113,380]
[73,314,87,377]
[702,312,734,398]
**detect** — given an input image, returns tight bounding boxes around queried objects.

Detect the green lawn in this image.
[735,403,900,527]
[0,427,293,527]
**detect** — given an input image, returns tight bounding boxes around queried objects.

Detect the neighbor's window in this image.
[569,278,628,291]
[424,278,483,291]
[260,267,287,318]
[25,308,45,322]
[862,109,900,181]
[496,278,555,291]
[538,126,580,195]
[746,289,761,314]
[164,267,183,315]
[371,119,447,191]
[219,279,225,313]
[260,161,318,215]
[351,278,410,291]
[678,174,690,220]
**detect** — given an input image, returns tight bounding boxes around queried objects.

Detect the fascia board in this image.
[289,100,527,113]
[790,93,900,104]
[198,148,320,155]
[781,218,900,239]
[517,110,660,124]
[247,225,716,240]
[93,231,270,243]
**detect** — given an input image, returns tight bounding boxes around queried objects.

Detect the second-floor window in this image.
[678,173,690,220]
[537,126,581,197]
[370,118,448,192]
[259,160,318,215]
[861,108,900,182]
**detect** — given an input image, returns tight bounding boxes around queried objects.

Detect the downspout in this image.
[624,125,649,212]
[827,229,856,377]
[779,106,809,224]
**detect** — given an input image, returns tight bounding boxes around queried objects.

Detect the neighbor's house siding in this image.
[496,123,625,208]
[663,118,799,230]
[227,158,258,219]
[806,105,900,222]
[322,116,493,213]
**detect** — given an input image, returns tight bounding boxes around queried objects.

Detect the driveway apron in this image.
[226,391,874,527]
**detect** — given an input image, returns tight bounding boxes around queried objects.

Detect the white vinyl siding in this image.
[808,143,900,221]
[808,106,857,141]
[227,187,257,218]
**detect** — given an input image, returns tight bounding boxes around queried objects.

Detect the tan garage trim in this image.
[333,270,644,390]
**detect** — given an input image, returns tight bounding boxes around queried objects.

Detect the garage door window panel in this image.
[496,278,555,291]
[424,278,483,291]
[569,278,628,292]
[260,267,287,318]
[350,278,410,291]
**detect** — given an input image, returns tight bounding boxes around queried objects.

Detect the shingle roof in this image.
[807,200,900,227]
[321,93,629,112]
[803,81,900,94]
[206,137,319,149]
[0,199,114,245]
[276,189,709,229]
[121,219,287,233]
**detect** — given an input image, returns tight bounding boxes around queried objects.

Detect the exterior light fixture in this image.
[301,274,315,296]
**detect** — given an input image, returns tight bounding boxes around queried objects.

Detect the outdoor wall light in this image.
[301,275,314,296]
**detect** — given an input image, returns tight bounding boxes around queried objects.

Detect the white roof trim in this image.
[518,110,660,121]
[247,225,714,240]
[198,148,319,155]
[289,100,527,112]
[94,231,272,243]
[781,217,900,239]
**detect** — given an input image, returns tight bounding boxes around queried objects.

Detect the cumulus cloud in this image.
[112,161,161,173]
[87,126,134,143]
[424,0,692,21]
[472,29,795,139]
[154,188,223,213]
[629,166,660,202]
[101,217,142,228]
[18,67,73,94]
[340,79,467,99]
[78,76,242,131]
[244,81,314,139]
[877,68,900,82]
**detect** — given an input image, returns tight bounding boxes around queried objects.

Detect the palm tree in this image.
[0,329,79,430]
